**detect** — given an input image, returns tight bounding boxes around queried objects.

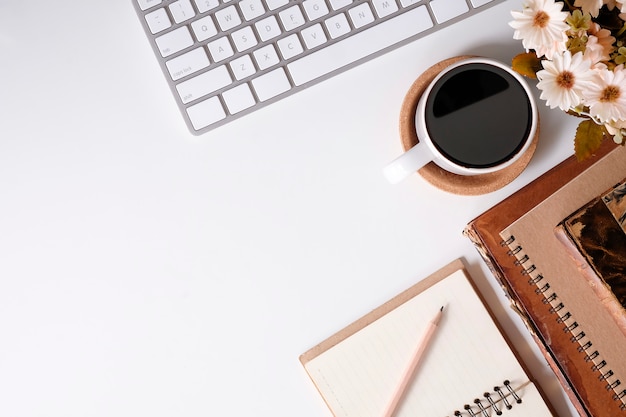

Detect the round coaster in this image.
[398,56,540,195]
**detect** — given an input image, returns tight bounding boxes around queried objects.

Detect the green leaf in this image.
[574,120,606,161]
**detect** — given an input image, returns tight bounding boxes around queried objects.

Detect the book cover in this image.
[555,178,626,338]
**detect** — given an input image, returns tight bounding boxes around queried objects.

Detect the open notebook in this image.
[300,259,553,416]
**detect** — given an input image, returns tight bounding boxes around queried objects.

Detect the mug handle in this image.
[383,141,433,184]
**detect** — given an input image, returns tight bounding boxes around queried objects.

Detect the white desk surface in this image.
[1,1,580,416]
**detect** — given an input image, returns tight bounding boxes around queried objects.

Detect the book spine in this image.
[501,233,626,412]
[463,225,537,334]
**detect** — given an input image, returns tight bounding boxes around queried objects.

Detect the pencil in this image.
[382,306,445,417]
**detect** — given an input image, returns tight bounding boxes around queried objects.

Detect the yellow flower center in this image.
[600,86,621,103]
[533,11,550,28]
[556,71,575,89]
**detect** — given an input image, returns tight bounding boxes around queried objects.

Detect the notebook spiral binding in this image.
[451,380,522,416]
[501,235,626,412]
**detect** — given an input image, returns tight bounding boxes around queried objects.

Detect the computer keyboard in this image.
[134,0,505,134]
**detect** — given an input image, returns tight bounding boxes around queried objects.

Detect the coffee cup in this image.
[384,57,538,184]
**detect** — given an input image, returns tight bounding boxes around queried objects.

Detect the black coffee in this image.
[424,63,532,169]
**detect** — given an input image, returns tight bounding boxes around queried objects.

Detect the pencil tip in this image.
[440,306,444,312]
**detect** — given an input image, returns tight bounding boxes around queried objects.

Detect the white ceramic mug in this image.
[384,57,538,184]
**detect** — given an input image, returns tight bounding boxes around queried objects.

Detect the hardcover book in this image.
[554,178,626,338]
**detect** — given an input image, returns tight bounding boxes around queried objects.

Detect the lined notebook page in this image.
[303,269,552,416]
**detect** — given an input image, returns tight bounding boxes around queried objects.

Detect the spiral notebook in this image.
[463,140,626,416]
[299,259,553,417]
[498,147,626,415]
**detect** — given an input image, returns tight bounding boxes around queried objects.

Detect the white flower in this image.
[585,66,626,122]
[574,0,604,16]
[536,51,595,111]
[585,23,616,63]
[510,0,569,59]
[604,119,626,143]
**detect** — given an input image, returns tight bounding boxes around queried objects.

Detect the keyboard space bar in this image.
[287,6,433,87]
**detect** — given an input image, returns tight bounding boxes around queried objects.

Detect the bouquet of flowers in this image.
[510,0,626,160]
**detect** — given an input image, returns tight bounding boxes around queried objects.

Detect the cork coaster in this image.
[399,56,540,195]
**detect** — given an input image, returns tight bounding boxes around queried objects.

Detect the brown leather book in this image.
[554,178,626,340]
[464,140,626,417]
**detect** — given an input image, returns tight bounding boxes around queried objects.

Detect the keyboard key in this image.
[303,0,330,20]
[232,26,259,52]
[279,5,306,31]
[301,23,328,49]
[429,0,470,23]
[329,0,353,10]
[230,54,257,80]
[166,47,210,80]
[176,65,232,103]
[470,0,494,6]
[253,44,280,70]
[288,6,433,86]
[215,5,242,31]
[325,13,351,39]
[155,26,194,57]
[186,96,226,130]
[277,34,304,59]
[348,3,375,28]
[137,0,162,11]
[372,0,398,18]
[223,84,257,113]
[239,0,266,20]
[145,8,171,34]
[207,36,234,62]
[169,0,196,24]
[190,15,218,42]
[255,15,282,41]
[251,68,291,101]
[193,0,219,13]
[265,0,289,10]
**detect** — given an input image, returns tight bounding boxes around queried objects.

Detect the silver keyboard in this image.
[134,0,505,135]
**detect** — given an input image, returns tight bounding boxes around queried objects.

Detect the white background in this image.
[1,1,580,416]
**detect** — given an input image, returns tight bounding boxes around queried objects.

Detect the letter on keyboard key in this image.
[288,6,432,86]
[279,5,306,31]
[348,3,375,28]
[303,0,330,20]
[251,68,291,101]
[186,96,226,130]
[239,0,266,21]
[325,13,350,39]
[429,0,469,23]
[277,34,304,59]
[372,0,398,18]
[301,23,328,49]
[176,65,232,103]
[215,5,242,31]
[155,26,194,57]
